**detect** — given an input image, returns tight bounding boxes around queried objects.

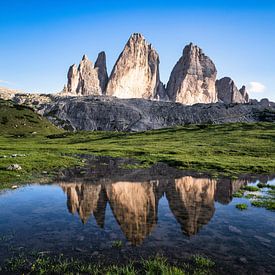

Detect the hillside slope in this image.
[0,99,61,135]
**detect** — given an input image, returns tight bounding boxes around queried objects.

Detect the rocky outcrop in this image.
[166,43,217,105]
[39,96,275,132]
[106,33,163,100]
[216,77,249,104]
[64,53,108,96]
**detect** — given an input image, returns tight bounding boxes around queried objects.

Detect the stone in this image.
[228,225,242,234]
[7,164,22,171]
[166,43,217,105]
[239,257,248,264]
[267,232,275,238]
[106,33,163,100]
[216,77,249,104]
[254,235,271,243]
[64,52,108,96]
[11,185,18,189]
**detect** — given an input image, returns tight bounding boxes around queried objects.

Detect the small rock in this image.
[11,185,18,189]
[0,155,7,158]
[267,232,275,238]
[32,132,37,135]
[229,226,242,234]
[11,154,26,158]
[91,251,99,256]
[75,247,85,252]
[254,235,271,243]
[7,164,22,171]
[239,257,248,264]
[42,171,48,174]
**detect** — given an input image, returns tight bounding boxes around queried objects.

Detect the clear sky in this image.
[0,0,274,101]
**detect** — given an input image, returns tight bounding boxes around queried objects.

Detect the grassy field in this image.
[0,99,275,189]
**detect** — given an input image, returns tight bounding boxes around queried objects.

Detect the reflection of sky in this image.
[0,1,274,100]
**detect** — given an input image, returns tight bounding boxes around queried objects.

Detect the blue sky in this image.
[0,0,274,100]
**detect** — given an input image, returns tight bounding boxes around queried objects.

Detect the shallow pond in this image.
[0,161,275,274]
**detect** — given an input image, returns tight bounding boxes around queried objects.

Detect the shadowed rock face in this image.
[216,77,249,104]
[166,43,217,105]
[64,53,108,96]
[40,96,275,131]
[106,33,163,100]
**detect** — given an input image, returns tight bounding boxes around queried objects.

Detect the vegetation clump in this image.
[112,240,123,249]
[242,186,260,192]
[236,203,248,210]
[232,190,244,198]
[257,182,268,188]
[3,254,216,274]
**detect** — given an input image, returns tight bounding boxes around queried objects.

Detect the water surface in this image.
[0,162,274,274]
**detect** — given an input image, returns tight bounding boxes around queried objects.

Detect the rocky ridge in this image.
[39,95,275,132]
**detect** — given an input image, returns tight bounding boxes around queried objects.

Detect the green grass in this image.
[251,199,275,210]
[0,99,61,136]
[0,100,275,189]
[232,190,245,198]
[112,240,123,249]
[236,203,248,210]
[241,186,260,192]
[3,254,216,274]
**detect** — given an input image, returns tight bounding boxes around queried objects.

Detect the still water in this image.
[0,161,274,274]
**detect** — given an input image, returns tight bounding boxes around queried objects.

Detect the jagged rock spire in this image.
[166,43,217,105]
[106,33,165,100]
[65,52,108,96]
[216,77,249,104]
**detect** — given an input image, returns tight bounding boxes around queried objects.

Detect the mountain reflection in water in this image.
[60,176,247,245]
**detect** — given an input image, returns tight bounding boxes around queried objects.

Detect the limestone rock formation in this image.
[106,33,163,100]
[64,52,108,96]
[239,85,249,102]
[38,95,275,132]
[166,43,217,105]
[216,77,249,104]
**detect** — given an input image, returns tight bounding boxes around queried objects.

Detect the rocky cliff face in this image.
[216,77,249,104]
[106,33,163,100]
[64,53,108,96]
[166,43,217,105]
[39,96,275,132]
